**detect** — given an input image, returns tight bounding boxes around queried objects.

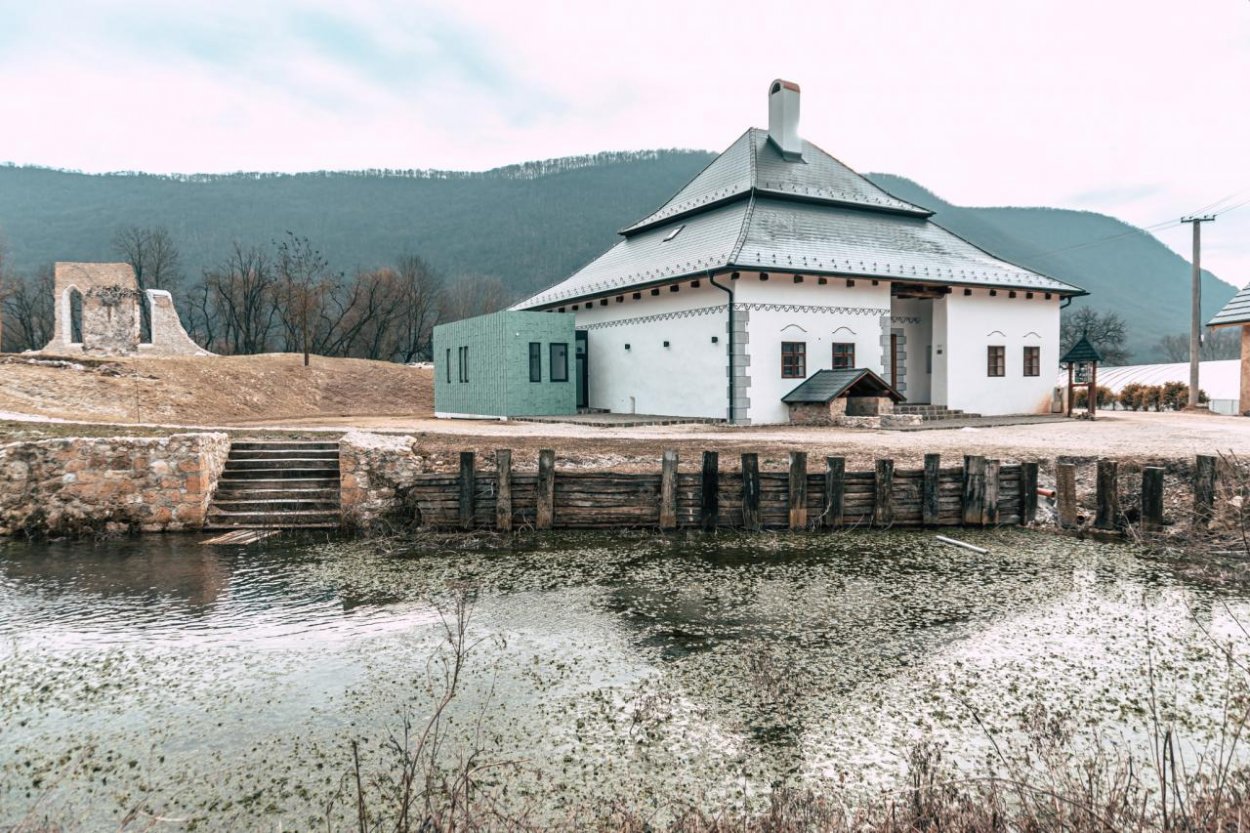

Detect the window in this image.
[445,348,451,383]
[1023,345,1040,377]
[781,341,806,378]
[550,343,569,382]
[458,345,469,383]
[832,342,855,370]
[987,345,1005,377]
[529,342,542,382]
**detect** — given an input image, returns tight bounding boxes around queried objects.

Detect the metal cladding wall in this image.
[433,311,576,418]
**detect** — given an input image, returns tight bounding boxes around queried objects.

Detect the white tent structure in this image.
[1055,359,1240,414]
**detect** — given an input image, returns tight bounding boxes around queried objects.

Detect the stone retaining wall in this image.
[0,433,230,536]
[340,431,425,530]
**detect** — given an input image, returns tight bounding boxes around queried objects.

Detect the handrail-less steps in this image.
[205,441,341,530]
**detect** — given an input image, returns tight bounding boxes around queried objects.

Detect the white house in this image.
[514,80,1086,425]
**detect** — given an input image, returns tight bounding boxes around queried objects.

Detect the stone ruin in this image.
[41,262,211,357]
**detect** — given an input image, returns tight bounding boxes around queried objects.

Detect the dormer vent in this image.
[768,79,802,161]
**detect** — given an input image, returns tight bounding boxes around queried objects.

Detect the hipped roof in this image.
[517,128,1085,310]
[1209,282,1250,328]
[781,368,905,404]
[1060,335,1103,364]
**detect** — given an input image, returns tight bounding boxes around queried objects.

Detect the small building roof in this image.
[1209,282,1250,328]
[781,368,905,404]
[1060,335,1103,364]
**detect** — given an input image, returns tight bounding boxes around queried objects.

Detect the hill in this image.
[0,156,1234,362]
[866,174,1235,361]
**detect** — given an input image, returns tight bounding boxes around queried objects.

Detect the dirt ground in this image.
[2,352,1248,473]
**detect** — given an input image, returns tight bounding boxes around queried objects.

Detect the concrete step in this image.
[223,460,339,474]
[213,486,340,500]
[205,508,341,528]
[216,478,339,491]
[228,448,339,461]
[212,498,340,512]
[230,441,340,451]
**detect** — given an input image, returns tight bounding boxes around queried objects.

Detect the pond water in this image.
[1,529,1248,830]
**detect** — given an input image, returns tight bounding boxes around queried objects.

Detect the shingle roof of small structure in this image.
[781,368,904,404]
[1060,335,1103,364]
[1209,282,1250,328]
[516,127,1085,310]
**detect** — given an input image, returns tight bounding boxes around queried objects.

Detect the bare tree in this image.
[394,255,443,363]
[1,266,55,352]
[274,232,335,366]
[202,243,279,354]
[439,275,511,325]
[1060,307,1130,365]
[1159,329,1240,362]
[113,225,183,343]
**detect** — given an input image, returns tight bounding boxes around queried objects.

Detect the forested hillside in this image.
[0,154,1234,362]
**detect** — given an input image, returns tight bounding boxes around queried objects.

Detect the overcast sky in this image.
[1,0,1246,287]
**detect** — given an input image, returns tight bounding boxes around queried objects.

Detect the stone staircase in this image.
[205,440,341,530]
[894,403,983,422]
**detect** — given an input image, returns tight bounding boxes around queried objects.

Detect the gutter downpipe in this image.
[709,270,734,424]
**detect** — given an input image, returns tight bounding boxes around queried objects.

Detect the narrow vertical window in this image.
[781,341,806,378]
[1023,345,1040,377]
[529,342,542,382]
[550,343,569,382]
[445,348,451,383]
[987,345,1005,377]
[831,342,855,370]
[458,345,469,383]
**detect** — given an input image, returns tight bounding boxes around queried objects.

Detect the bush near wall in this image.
[1117,383,1208,411]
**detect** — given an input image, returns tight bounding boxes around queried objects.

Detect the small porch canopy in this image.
[782,368,905,404]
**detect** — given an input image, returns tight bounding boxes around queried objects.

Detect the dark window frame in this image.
[781,341,806,379]
[529,342,542,382]
[1023,345,1040,377]
[987,345,1005,377]
[831,342,855,370]
[445,348,451,383]
[549,342,569,382]
[458,345,469,383]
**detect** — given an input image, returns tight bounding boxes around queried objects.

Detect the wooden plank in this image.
[1056,462,1078,528]
[494,450,512,532]
[824,456,845,528]
[1194,454,1217,529]
[458,451,476,531]
[1094,459,1119,531]
[962,456,986,526]
[922,453,941,526]
[741,453,761,531]
[874,458,894,527]
[700,451,719,531]
[660,450,678,531]
[536,449,555,530]
[1021,461,1039,525]
[789,451,808,531]
[1142,466,1165,533]
[984,459,1000,526]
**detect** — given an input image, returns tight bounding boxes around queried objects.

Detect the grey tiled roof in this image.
[516,129,1085,310]
[621,128,929,234]
[1209,282,1250,327]
[781,368,903,403]
[1060,335,1103,364]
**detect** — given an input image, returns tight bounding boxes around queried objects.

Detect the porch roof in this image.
[1209,281,1250,328]
[782,368,905,404]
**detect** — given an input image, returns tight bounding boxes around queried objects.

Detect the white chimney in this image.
[768,79,802,161]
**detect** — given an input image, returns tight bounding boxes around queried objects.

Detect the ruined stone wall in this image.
[0,433,230,536]
[44,262,139,354]
[81,285,143,355]
[137,290,213,357]
[340,432,426,530]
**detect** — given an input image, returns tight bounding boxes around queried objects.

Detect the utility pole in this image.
[1181,214,1215,408]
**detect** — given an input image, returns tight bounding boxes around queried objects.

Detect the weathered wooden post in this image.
[1020,461,1039,525]
[660,450,678,531]
[1194,454,1217,530]
[700,451,719,531]
[458,451,476,531]
[984,459,1000,526]
[824,456,845,529]
[1141,466,1165,532]
[962,456,986,526]
[1056,461,1078,528]
[874,458,894,527]
[922,453,941,527]
[1095,459,1120,531]
[536,449,555,530]
[741,453,761,531]
[788,451,808,531]
[495,449,512,532]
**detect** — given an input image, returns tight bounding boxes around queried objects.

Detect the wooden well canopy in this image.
[1061,335,1103,417]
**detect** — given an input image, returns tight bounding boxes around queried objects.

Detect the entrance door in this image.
[889,333,899,388]
[575,331,588,410]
